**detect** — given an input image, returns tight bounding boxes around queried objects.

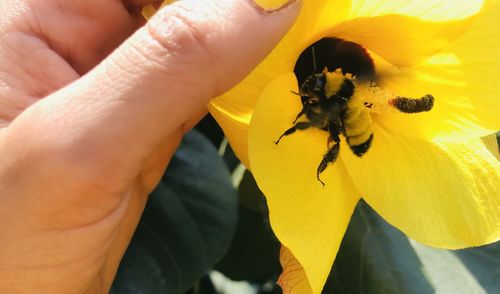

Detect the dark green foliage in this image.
[195,114,225,147]
[326,201,500,294]
[110,130,238,294]
[410,237,500,293]
[454,243,500,293]
[216,171,281,282]
[326,201,434,294]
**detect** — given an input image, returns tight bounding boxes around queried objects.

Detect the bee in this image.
[275,68,434,186]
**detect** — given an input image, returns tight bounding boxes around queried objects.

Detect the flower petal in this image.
[341,124,500,249]
[142,1,173,18]
[248,73,360,294]
[350,0,484,21]
[329,14,476,67]
[373,1,500,140]
[337,0,485,66]
[278,246,313,294]
[310,0,351,40]
[209,103,252,167]
[210,0,351,166]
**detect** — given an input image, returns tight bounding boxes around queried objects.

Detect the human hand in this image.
[0,0,299,292]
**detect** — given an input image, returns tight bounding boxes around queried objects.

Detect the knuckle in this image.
[145,4,216,62]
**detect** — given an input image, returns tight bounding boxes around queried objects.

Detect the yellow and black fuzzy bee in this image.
[275,68,433,186]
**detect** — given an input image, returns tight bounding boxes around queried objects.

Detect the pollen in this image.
[324,68,356,98]
[357,82,394,114]
[359,81,435,115]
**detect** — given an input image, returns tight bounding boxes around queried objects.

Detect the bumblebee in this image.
[275,68,434,186]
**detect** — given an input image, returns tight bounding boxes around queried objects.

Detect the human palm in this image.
[0,1,173,293]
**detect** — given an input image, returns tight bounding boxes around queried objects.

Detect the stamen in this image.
[356,81,435,116]
[388,94,434,113]
[311,46,318,73]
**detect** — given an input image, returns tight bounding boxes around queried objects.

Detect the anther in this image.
[388,94,434,113]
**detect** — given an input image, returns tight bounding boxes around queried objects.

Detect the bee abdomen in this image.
[344,105,373,156]
[389,94,434,113]
[349,134,374,156]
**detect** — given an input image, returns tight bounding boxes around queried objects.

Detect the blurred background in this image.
[109,114,500,294]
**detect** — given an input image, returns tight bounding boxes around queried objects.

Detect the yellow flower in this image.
[209,0,500,293]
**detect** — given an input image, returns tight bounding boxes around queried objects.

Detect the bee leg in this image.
[327,132,340,148]
[316,142,340,187]
[292,108,306,124]
[274,122,311,145]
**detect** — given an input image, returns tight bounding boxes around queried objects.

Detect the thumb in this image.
[18,0,299,155]
[3,0,300,183]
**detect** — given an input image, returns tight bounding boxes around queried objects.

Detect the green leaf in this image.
[194,114,225,147]
[327,200,500,294]
[326,200,434,294]
[215,171,281,282]
[455,242,500,292]
[110,130,238,294]
[410,240,500,293]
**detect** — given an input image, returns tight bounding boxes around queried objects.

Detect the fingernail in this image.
[250,0,300,13]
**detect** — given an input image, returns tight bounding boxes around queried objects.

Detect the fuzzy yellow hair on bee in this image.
[275,67,433,185]
[275,68,373,185]
[323,68,374,155]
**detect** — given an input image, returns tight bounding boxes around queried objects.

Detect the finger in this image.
[1,0,301,184]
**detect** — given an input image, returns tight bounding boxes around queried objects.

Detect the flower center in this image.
[294,38,376,85]
[276,38,435,185]
[293,38,434,115]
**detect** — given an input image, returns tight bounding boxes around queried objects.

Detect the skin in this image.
[0,0,300,293]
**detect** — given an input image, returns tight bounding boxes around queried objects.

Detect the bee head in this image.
[299,73,326,105]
